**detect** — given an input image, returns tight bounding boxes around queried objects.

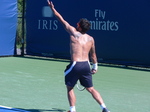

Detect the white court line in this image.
[0,105,13,109]
[0,105,29,112]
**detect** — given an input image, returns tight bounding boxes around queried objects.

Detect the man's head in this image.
[76,18,91,34]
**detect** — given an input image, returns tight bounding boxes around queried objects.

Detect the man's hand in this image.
[47,0,54,9]
[91,69,97,74]
[91,63,98,74]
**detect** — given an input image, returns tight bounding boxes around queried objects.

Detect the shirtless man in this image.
[48,1,110,112]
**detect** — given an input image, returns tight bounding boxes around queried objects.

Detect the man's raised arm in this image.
[47,0,75,33]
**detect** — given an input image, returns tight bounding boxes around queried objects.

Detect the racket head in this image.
[76,80,85,91]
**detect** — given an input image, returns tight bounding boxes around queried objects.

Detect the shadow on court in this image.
[23,108,66,112]
[15,55,70,63]
[0,107,66,112]
[16,55,150,72]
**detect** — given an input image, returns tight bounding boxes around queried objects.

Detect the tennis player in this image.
[48,1,110,112]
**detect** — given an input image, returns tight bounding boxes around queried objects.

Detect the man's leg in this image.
[66,86,76,112]
[86,87,104,105]
[86,87,110,112]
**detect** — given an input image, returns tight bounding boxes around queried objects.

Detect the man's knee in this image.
[86,86,95,93]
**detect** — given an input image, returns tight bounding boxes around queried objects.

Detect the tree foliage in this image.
[17,0,24,47]
[18,0,23,15]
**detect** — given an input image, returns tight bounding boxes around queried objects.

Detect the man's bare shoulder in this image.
[66,25,77,35]
[85,34,94,42]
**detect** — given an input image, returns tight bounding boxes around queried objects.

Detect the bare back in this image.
[70,32,94,62]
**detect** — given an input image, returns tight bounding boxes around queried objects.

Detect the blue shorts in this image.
[64,61,93,88]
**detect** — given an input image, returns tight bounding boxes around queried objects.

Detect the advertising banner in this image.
[0,0,17,56]
[26,0,150,66]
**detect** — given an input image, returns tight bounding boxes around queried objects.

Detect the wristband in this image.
[92,63,98,70]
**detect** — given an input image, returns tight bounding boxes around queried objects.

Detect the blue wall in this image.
[0,0,17,56]
[26,0,150,66]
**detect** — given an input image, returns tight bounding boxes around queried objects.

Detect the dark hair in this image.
[78,18,91,33]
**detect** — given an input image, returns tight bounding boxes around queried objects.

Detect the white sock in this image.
[70,106,76,112]
[100,103,106,110]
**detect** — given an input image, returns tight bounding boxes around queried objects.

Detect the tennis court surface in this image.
[0,56,150,112]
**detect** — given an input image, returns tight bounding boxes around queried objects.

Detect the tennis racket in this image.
[76,80,85,91]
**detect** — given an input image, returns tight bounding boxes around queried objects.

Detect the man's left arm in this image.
[47,0,75,34]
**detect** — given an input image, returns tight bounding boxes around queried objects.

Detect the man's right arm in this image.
[47,0,75,34]
[90,39,97,64]
[90,39,98,74]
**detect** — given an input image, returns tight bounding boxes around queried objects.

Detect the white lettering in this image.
[53,20,58,30]
[90,19,119,31]
[38,20,41,29]
[38,19,58,30]
[92,9,119,31]
[43,20,48,29]
[95,9,106,19]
